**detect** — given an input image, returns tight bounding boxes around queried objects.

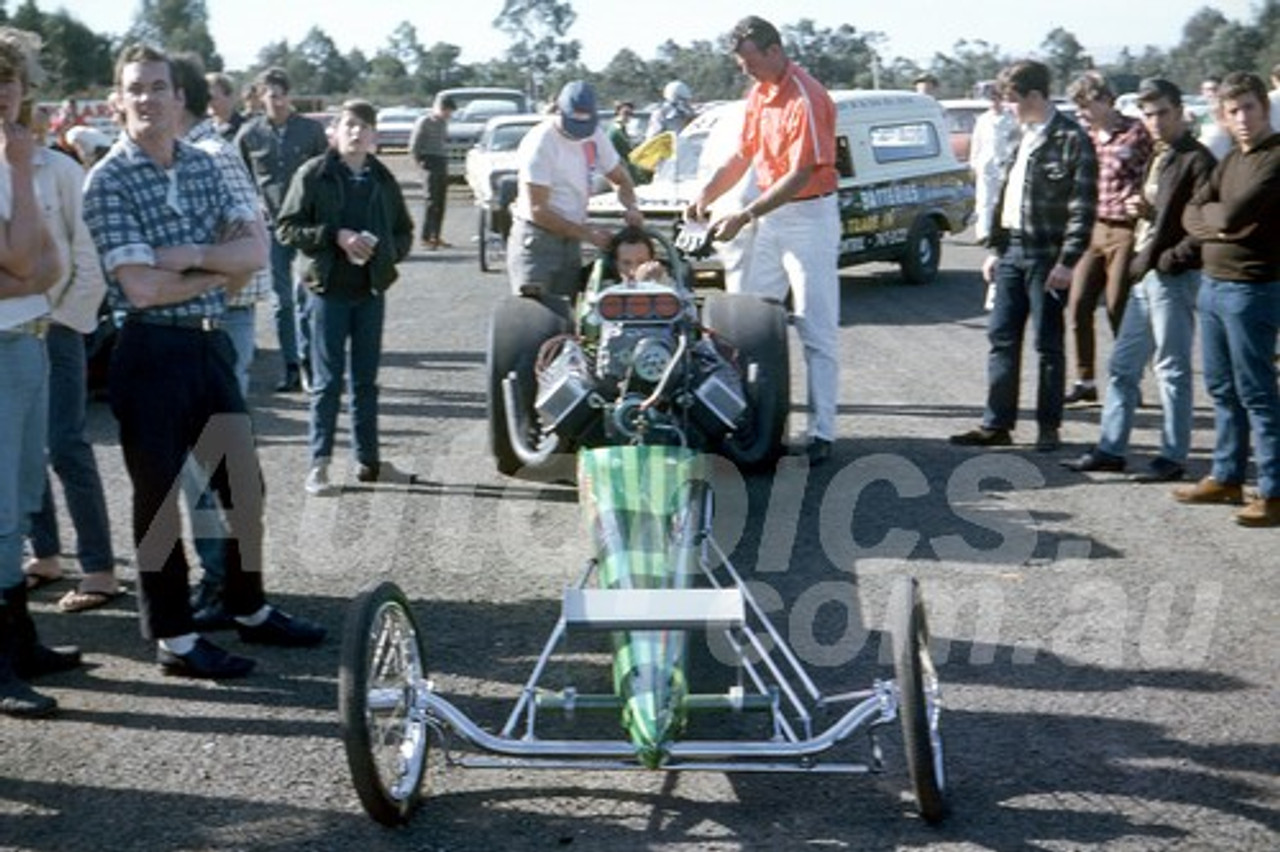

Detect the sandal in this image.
[57,587,122,613]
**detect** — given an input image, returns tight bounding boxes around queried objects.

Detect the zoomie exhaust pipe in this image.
[501,372,562,471]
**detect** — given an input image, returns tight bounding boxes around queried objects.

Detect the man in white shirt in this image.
[507,80,642,299]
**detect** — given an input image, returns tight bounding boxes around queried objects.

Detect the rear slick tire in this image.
[701,292,789,470]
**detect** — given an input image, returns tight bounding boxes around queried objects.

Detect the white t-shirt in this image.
[1270,90,1280,133]
[513,119,620,226]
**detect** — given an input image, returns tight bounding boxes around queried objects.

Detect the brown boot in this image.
[1172,476,1244,505]
[1235,497,1280,528]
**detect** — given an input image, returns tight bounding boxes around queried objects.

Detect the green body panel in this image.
[578,445,706,768]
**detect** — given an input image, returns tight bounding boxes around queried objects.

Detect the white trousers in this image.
[736,194,841,440]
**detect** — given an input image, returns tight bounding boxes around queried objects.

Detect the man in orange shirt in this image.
[688,15,840,464]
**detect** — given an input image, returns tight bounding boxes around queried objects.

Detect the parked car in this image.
[439,87,532,177]
[374,106,424,153]
[464,113,543,272]
[589,90,974,286]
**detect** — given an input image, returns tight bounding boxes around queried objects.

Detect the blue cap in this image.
[557,80,598,140]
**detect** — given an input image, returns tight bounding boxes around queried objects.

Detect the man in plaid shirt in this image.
[951,59,1098,452]
[83,44,325,679]
[1064,72,1153,405]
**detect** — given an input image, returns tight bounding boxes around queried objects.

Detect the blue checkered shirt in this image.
[186,118,271,307]
[83,133,257,319]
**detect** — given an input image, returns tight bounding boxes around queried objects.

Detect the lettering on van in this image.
[839,227,908,255]
[858,183,922,211]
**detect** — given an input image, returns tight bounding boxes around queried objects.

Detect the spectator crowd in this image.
[1,20,1277,719]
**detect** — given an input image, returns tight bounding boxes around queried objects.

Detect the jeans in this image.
[309,291,386,468]
[1097,269,1199,462]
[221,305,256,398]
[742,194,840,440]
[1198,277,1280,497]
[268,230,300,370]
[984,244,1067,431]
[421,154,449,241]
[28,323,115,574]
[0,332,48,590]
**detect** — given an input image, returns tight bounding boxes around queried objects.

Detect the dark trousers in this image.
[421,154,449,241]
[984,244,1068,431]
[108,323,266,640]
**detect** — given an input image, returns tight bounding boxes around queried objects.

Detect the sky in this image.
[57,0,1262,74]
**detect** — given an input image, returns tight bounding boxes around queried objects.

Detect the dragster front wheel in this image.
[891,576,948,824]
[339,581,431,825]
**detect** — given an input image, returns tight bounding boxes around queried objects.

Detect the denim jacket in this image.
[988,110,1098,269]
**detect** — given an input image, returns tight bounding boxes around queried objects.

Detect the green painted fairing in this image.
[577,446,706,766]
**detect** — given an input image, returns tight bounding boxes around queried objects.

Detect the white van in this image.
[589,90,974,285]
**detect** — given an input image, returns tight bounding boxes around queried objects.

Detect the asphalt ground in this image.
[1,155,1276,852]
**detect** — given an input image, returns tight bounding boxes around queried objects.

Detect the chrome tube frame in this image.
[412,535,901,774]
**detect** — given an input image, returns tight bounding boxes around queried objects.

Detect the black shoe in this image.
[235,608,326,648]
[274,365,302,393]
[805,438,832,465]
[190,584,235,631]
[356,461,416,484]
[1035,426,1061,453]
[192,601,236,632]
[0,678,57,717]
[1061,449,1125,472]
[1131,457,1185,483]
[1064,383,1098,406]
[158,637,255,679]
[16,642,81,680]
[3,582,82,679]
[949,426,1012,447]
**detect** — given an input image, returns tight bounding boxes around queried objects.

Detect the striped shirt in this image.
[83,134,257,319]
[740,60,837,199]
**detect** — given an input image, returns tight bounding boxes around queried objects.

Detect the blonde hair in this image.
[0,26,45,94]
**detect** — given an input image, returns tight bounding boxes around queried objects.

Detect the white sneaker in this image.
[305,464,335,496]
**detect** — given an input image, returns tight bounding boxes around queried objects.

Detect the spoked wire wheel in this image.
[891,576,948,823]
[339,581,431,825]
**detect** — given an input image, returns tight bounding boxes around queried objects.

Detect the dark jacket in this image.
[988,109,1098,269]
[1129,132,1217,282]
[276,149,414,294]
[234,112,329,222]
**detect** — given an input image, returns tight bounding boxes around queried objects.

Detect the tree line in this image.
[11,0,1280,107]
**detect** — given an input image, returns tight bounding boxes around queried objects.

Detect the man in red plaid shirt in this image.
[1065,72,1153,406]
